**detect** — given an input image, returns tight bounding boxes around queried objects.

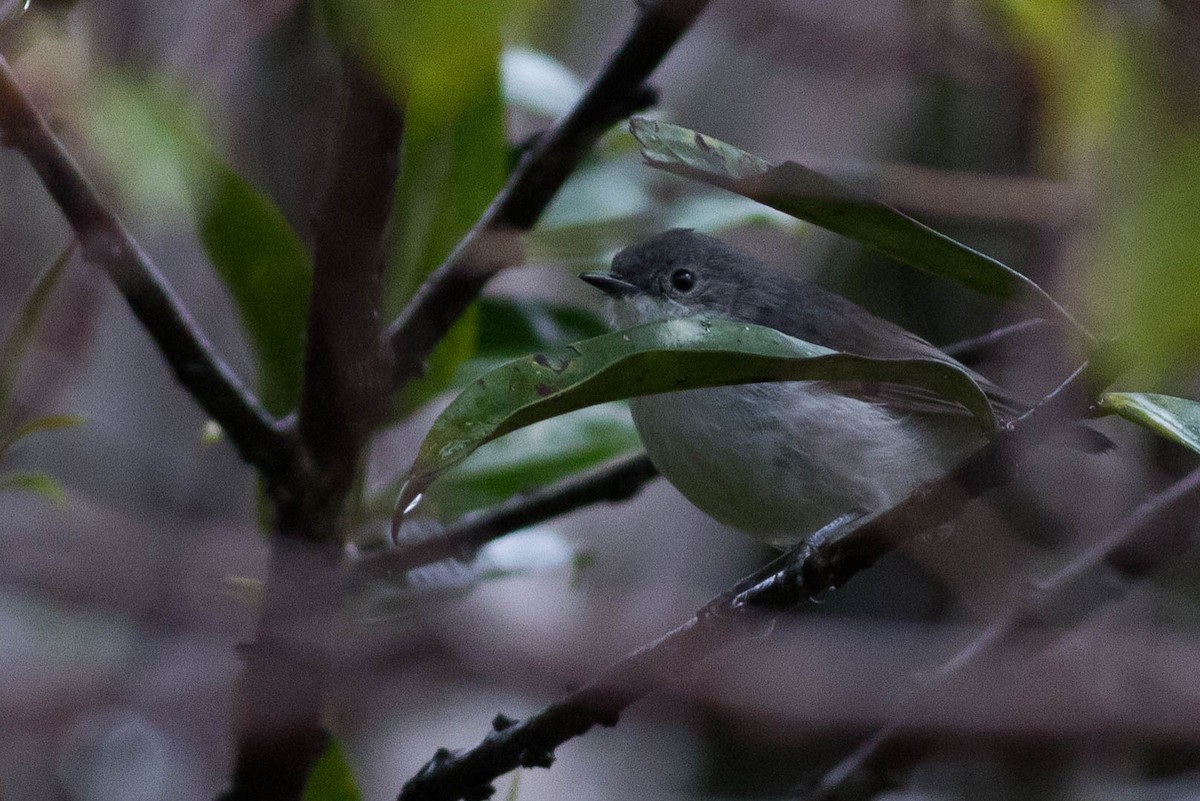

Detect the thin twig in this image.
[941,318,1048,362]
[222,60,404,801]
[393,365,1096,801]
[384,0,711,392]
[0,55,294,480]
[354,453,658,581]
[802,464,1200,801]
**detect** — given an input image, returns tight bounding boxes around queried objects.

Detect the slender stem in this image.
[354,454,657,581]
[801,465,1200,801]
[384,0,711,391]
[940,318,1047,362]
[0,55,293,481]
[393,365,1098,801]
[223,60,404,801]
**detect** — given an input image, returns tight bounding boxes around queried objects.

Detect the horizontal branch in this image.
[384,0,710,391]
[394,365,1097,801]
[0,55,294,481]
[803,463,1200,801]
[354,453,657,580]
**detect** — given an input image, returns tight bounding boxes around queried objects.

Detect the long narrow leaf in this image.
[0,470,67,508]
[394,317,998,520]
[629,118,1089,339]
[0,242,73,412]
[0,413,84,459]
[1098,392,1200,454]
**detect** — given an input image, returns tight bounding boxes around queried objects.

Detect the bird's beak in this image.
[579,271,640,298]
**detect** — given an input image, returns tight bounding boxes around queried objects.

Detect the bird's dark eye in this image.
[670,268,696,292]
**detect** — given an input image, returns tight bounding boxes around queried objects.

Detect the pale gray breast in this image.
[629,380,959,545]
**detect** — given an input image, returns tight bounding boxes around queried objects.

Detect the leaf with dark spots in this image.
[392,318,999,528]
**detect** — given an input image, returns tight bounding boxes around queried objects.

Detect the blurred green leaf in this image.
[324,0,539,127]
[501,47,583,118]
[0,413,84,459]
[86,78,311,415]
[198,164,312,415]
[476,298,607,357]
[990,2,1200,384]
[302,739,361,801]
[0,242,72,413]
[629,118,1086,337]
[0,470,67,508]
[396,318,998,513]
[382,22,508,419]
[1098,392,1200,455]
[539,160,653,229]
[528,196,798,268]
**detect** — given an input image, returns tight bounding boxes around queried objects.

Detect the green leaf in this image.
[383,32,509,419]
[0,242,73,413]
[86,77,312,416]
[501,47,583,118]
[395,317,998,515]
[0,413,84,459]
[425,403,640,518]
[198,163,312,415]
[0,471,67,509]
[302,739,361,801]
[475,298,607,358]
[629,118,1088,339]
[1097,392,1200,455]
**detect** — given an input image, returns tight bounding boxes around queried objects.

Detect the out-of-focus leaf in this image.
[86,78,311,415]
[1098,392,1200,455]
[198,164,312,415]
[525,215,661,267]
[0,413,84,458]
[220,576,263,610]
[476,298,607,357]
[0,470,67,508]
[351,528,578,621]
[501,47,583,118]
[629,118,1086,337]
[667,193,798,234]
[395,318,998,516]
[539,160,652,229]
[476,528,577,580]
[0,242,72,412]
[302,739,361,801]
[426,403,639,517]
[527,194,799,268]
[381,13,508,420]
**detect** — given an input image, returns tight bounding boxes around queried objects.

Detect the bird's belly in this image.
[630,382,946,545]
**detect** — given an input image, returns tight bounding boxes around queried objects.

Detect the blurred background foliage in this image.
[0,1,1198,800]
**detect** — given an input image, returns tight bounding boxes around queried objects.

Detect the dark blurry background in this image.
[2,1,1199,799]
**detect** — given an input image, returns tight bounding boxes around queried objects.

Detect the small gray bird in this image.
[581,228,1034,547]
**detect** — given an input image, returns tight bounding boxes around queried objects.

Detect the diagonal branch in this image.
[0,55,294,481]
[384,0,711,392]
[393,365,1097,801]
[354,453,657,580]
[800,463,1200,801]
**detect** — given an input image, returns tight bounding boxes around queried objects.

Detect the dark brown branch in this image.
[222,61,404,801]
[0,55,293,480]
[384,0,711,391]
[394,365,1096,801]
[802,463,1200,801]
[355,453,657,580]
[294,60,403,536]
